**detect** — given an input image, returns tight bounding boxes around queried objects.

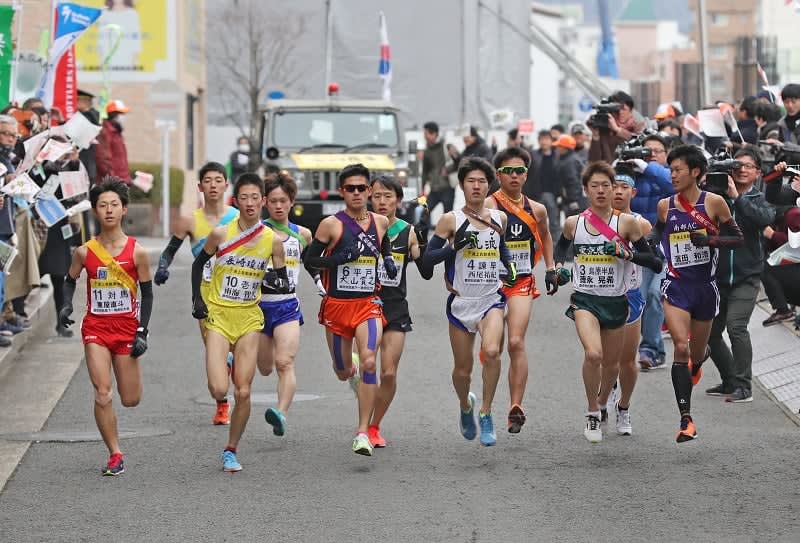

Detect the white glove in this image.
[629,159,648,174]
[314,275,327,297]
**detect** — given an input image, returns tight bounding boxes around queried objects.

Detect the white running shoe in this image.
[615,404,632,436]
[584,414,603,443]
[605,384,619,419]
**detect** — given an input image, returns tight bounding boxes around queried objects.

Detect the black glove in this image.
[453,219,477,251]
[192,296,208,320]
[333,241,360,265]
[545,269,559,295]
[556,267,571,286]
[689,231,710,247]
[130,328,148,358]
[603,240,633,260]
[154,266,169,285]
[383,256,398,279]
[502,261,518,287]
[58,303,75,328]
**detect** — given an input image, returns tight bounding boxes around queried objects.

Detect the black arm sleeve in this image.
[499,237,513,274]
[629,237,663,273]
[381,234,392,259]
[191,249,213,302]
[553,234,572,265]
[158,235,184,268]
[420,235,454,279]
[708,217,745,248]
[138,280,153,329]
[303,239,340,271]
[63,274,77,308]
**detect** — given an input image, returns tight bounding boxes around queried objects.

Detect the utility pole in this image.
[698,0,711,106]
[324,0,333,96]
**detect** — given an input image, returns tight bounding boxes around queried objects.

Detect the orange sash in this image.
[492,192,543,266]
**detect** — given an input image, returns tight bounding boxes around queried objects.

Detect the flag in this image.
[35,2,102,109]
[0,4,14,106]
[53,45,78,120]
[756,62,770,87]
[378,11,391,102]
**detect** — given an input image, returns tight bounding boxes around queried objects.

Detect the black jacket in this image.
[556,149,586,213]
[716,186,775,287]
[525,149,559,199]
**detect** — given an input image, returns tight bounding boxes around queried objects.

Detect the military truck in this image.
[258,94,421,230]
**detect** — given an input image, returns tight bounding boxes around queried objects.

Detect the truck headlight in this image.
[395,169,408,186]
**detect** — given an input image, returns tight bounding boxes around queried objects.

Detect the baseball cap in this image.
[553,134,576,150]
[570,122,589,136]
[106,99,130,114]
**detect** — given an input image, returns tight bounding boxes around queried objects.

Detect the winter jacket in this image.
[422,138,449,192]
[777,113,800,144]
[630,162,673,225]
[557,150,586,213]
[737,118,759,145]
[525,149,559,199]
[716,186,776,287]
[95,119,131,183]
[460,136,493,162]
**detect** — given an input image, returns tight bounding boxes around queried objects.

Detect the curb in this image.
[0,279,56,381]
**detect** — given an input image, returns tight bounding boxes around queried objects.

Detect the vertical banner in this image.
[378,11,391,102]
[53,45,78,120]
[0,5,14,105]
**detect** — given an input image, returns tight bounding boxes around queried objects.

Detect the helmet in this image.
[106,99,130,114]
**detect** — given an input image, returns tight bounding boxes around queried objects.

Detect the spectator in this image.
[0,115,17,347]
[550,124,565,141]
[526,129,560,239]
[589,90,645,163]
[95,99,131,184]
[553,134,585,220]
[762,206,800,325]
[757,88,776,104]
[76,89,100,183]
[707,148,776,402]
[736,96,759,145]
[777,83,800,144]
[229,135,257,182]
[458,125,493,161]
[755,102,782,142]
[420,121,454,222]
[570,122,591,163]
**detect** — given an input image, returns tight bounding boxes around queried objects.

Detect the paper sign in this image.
[59,169,90,199]
[0,163,7,179]
[697,109,727,138]
[63,113,101,150]
[65,199,92,217]
[39,174,61,197]
[61,223,77,240]
[1,172,40,201]
[790,179,800,194]
[0,239,18,272]
[132,171,154,193]
[17,132,49,174]
[36,139,74,163]
[35,195,68,227]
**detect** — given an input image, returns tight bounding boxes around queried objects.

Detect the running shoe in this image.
[762,309,794,327]
[725,387,753,403]
[705,383,732,396]
[213,402,230,425]
[459,392,477,441]
[222,450,242,472]
[264,407,286,436]
[348,353,361,395]
[584,414,602,443]
[676,415,697,443]
[615,404,632,436]
[479,412,496,446]
[226,352,234,375]
[102,452,124,476]
[688,359,703,387]
[352,432,373,456]
[600,407,608,423]
[639,354,666,371]
[507,404,526,434]
[368,425,386,448]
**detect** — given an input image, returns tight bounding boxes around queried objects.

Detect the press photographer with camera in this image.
[588,91,646,163]
[705,148,776,402]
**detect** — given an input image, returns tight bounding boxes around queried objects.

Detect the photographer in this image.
[706,148,776,402]
[589,91,646,163]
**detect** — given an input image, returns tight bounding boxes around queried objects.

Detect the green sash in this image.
[387,218,409,240]
[264,219,308,248]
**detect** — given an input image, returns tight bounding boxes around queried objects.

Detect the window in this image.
[710,45,728,60]
[710,13,729,26]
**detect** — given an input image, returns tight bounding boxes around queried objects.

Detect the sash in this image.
[581,209,625,244]
[461,207,504,236]
[387,218,410,240]
[492,192,543,266]
[335,211,382,258]
[216,222,265,258]
[677,193,719,235]
[192,207,238,256]
[86,239,138,296]
[265,219,308,248]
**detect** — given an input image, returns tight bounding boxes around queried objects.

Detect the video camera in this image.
[705,152,741,194]
[587,99,623,132]
[758,140,800,174]
[615,133,654,162]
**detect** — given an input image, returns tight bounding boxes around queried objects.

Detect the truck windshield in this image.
[272,111,398,149]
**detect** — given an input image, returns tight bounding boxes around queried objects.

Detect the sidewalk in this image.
[752,300,800,422]
[0,276,55,381]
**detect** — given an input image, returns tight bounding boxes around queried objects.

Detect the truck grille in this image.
[308,170,393,192]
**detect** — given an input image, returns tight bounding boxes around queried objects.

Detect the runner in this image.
[153,162,239,426]
[554,161,662,443]
[258,170,317,437]
[595,168,655,436]
[653,145,743,442]
[58,177,154,476]
[303,163,397,456]
[484,146,559,434]
[367,175,430,447]
[421,156,513,447]
[190,173,287,472]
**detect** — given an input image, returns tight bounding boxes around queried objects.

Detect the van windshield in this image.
[272,111,399,149]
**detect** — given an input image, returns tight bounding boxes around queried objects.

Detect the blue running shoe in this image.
[226,352,234,370]
[479,412,496,446]
[264,407,286,436]
[221,450,242,472]
[459,392,477,440]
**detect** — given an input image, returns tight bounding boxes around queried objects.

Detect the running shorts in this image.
[382,298,412,333]
[500,275,541,300]
[205,301,264,344]
[259,298,304,337]
[626,288,646,325]
[566,291,629,330]
[82,315,138,355]
[446,292,506,334]
[318,296,386,340]
[661,278,720,321]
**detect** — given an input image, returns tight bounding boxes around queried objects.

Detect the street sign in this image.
[578,95,594,113]
[148,79,183,124]
[517,119,534,134]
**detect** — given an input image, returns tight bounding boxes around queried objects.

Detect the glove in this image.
[629,158,648,173]
[545,268,559,295]
[314,275,327,297]
[333,241,360,265]
[130,328,148,358]
[556,267,571,286]
[689,231,710,247]
[603,240,633,260]
[58,304,75,328]
[453,219,478,251]
[383,256,398,279]
[502,261,518,287]
[192,296,208,320]
[154,266,169,285]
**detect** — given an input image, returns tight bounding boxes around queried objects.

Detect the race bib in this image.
[669,230,710,268]
[505,240,532,275]
[575,254,619,290]
[378,252,405,288]
[462,248,499,285]
[90,278,133,315]
[219,268,263,302]
[285,256,300,290]
[336,256,377,292]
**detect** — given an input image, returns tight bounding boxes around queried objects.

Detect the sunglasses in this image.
[342,184,368,193]
[497,166,528,175]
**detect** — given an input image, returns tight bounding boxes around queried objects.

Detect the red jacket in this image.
[95,119,131,183]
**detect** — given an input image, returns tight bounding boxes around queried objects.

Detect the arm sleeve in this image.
[629,237,663,273]
[553,234,573,264]
[644,162,674,194]
[734,193,776,229]
[138,280,153,329]
[158,235,184,268]
[303,238,339,271]
[191,249,213,302]
[381,234,393,259]
[499,237,513,274]
[707,217,745,248]
[420,235,454,278]
[647,220,666,245]
[63,275,77,308]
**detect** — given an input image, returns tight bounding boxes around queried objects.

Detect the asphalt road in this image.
[1,247,798,542]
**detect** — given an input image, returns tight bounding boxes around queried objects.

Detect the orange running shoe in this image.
[508,404,526,434]
[688,359,703,386]
[213,401,230,425]
[367,425,386,448]
[676,415,697,443]
[478,350,485,366]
